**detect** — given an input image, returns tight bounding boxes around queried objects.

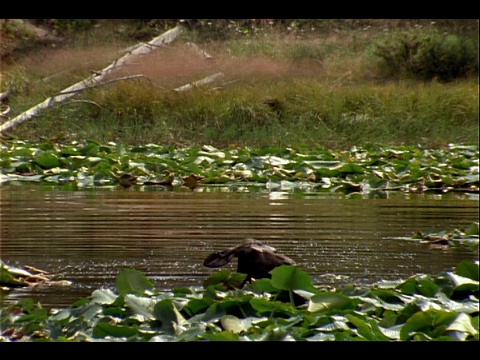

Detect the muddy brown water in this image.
[0,184,478,309]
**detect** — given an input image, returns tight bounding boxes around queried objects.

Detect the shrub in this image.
[51,19,95,33]
[373,29,478,82]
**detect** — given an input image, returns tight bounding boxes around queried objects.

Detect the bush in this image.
[51,19,95,33]
[373,29,478,82]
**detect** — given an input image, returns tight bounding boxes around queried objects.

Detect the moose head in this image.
[203,238,295,287]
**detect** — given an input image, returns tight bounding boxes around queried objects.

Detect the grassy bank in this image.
[1,20,478,149]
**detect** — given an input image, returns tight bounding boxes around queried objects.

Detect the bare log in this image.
[174,72,225,92]
[53,74,149,96]
[211,79,240,92]
[186,42,213,59]
[0,25,185,133]
[1,105,11,118]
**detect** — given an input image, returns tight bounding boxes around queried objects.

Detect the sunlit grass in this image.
[2,25,478,149]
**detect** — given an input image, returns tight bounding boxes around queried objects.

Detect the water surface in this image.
[1,184,478,309]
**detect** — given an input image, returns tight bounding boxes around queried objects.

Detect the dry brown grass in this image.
[13,45,127,78]
[111,43,322,88]
[6,34,366,91]
[3,23,477,148]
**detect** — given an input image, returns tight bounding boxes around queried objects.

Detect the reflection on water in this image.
[0,184,478,309]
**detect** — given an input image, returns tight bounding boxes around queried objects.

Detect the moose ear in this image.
[203,250,235,268]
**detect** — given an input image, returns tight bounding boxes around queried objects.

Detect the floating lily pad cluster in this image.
[0,260,478,342]
[0,140,478,194]
[389,223,479,252]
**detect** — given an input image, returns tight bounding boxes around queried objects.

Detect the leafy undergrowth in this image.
[0,140,478,194]
[0,260,478,342]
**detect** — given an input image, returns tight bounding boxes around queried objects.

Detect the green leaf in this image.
[397,275,438,297]
[400,309,458,340]
[184,298,213,316]
[116,268,155,295]
[335,163,366,174]
[250,298,298,317]
[345,313,390,340]
[80,141,100,156]
[445,313,478,337]
[455,260,479,281]
[247,278,279,293]
[35,151,60,169]
[446,272,479,292]
[308,292,356,313]
[220,315,249,334]
[92,322,139,338]
[154,299,188,333]
[270,265,318,292]
[91,289,119,305]
[202,331,241,341]
[204,269,247,289]
[256,327,296,341]
[70,302,104,322]
[124,294,156,321]
[302,160,341,169]
[313,315,350,332]
[464,222,479,236]
[199,303,226,323]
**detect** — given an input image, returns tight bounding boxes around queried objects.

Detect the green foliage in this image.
[5,77,477,148]
[1,141,478,196]
[373,29,479,82]
[2,20,478,148]
[203,269,247,289]
[1,261,478,342]
[270,265,318,293]
[1,19,35,41]
[51,20,95,33]
[116,268,155,296]
[456,259,479,282]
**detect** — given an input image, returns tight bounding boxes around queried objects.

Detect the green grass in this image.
[1,20,478,149]
[6,77,477,149]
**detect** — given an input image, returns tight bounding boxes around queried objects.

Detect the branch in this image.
[186,42,213,59]
[174,72,225,92]
[1,105,11,118]
[54,74,149,96]
[0,25,185,133]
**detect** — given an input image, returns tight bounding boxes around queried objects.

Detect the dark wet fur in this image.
[203,238,295,286]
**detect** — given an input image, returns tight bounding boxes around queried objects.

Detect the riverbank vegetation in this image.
[0,140,478,195]
[1,255,478,341]
[1,19,478,148]
[0,19,478,342]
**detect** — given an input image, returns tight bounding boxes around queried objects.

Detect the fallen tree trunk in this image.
[185,42,213,59]
[174,72,225,92]
[0,25,185,133]
[52,74,149,97]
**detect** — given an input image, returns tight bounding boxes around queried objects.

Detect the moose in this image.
[203,238,295,287]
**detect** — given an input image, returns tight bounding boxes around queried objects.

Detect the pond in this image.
[0,184,478,310]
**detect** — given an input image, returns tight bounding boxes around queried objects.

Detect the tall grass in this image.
[7,76,477,149]
[1,21,478,149]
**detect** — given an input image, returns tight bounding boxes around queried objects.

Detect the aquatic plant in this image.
[0,141,478,195]
[0,260,477,342]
